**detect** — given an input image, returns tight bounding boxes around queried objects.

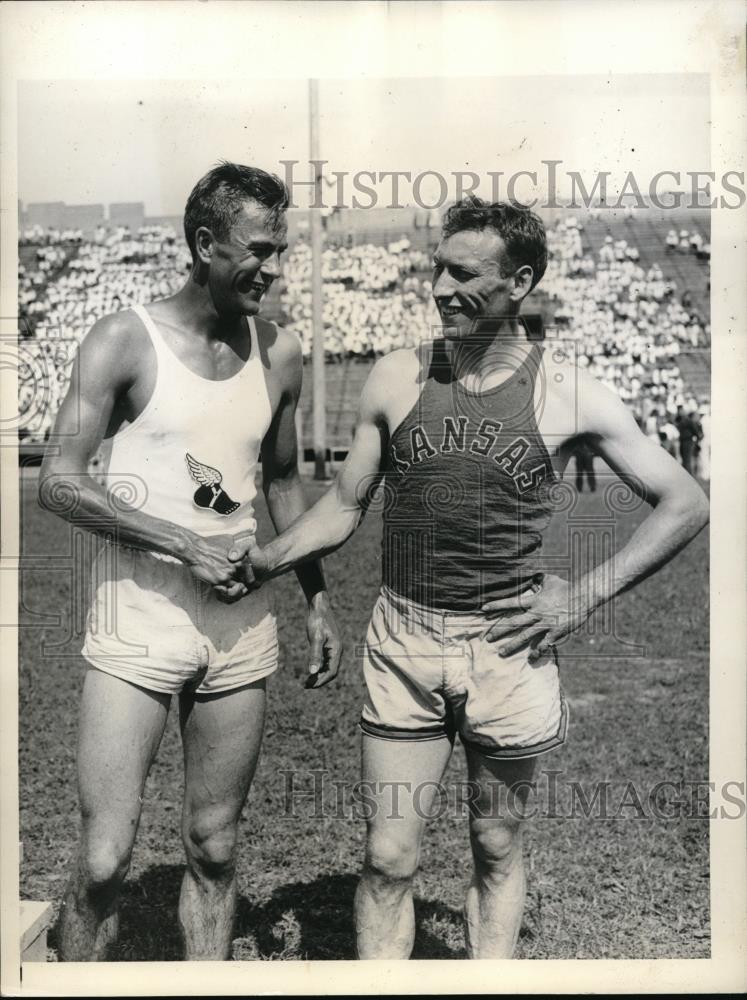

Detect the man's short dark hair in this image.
[441,196,548,290]
[184,161,289,259]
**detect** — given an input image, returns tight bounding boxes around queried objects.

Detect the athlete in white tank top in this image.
[38,164,343,962]
[103,304,270,543]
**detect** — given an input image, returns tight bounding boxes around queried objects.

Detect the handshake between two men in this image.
[181,530,268,604]
[181,528,341,688]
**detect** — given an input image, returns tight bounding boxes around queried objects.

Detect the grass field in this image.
[18,467,710,961]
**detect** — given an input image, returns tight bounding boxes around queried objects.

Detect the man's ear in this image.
[510,264,534,303]
[195,226,214,265]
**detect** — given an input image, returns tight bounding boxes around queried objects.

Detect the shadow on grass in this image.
[50,864,465,960]
[237,872,464,960]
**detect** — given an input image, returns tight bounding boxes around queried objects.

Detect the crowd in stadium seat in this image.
[19,225,191,341]
[665,227,710,258]
[17,338,79,443]
[17,218,711,478]
[542,218,709,454]
[280,238,438,356]
[19,225,85,247]
[18,226,191,441]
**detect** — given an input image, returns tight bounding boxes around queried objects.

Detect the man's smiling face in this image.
[432,228,517,340]
[203,200,288,317]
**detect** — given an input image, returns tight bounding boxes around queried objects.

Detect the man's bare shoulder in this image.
[77,309,149,382]
[361,344,432,425]
[540,344,638,439]
[370,343,430,390]
[83,307,143,343]
[255,317,301,371]
[536,343,595,445]
[255,315,298,353]
[541,338,580,373]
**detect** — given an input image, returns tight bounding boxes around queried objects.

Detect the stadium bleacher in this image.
[17,209,711,467]
[582,209,710,326]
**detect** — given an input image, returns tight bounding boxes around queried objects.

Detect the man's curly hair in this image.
[441,196,548,290]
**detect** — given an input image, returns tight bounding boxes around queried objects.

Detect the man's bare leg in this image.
[59,668,170,960]
[178,678,266,960]
[463,749,537,959]
[354,734,453,959]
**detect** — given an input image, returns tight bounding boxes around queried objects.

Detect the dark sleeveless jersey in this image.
[381,340,558,611]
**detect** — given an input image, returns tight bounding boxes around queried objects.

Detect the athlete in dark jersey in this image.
[382,338,556,609]
[242,197,709,960]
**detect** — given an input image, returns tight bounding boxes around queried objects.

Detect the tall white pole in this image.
[309,79,327,480]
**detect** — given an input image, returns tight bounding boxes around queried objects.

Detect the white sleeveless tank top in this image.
[101,304,272,546]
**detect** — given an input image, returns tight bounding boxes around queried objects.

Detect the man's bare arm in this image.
[259,335,329,604]
[39,314,252,588]
[256,331,344,686]
[576,374,709,607]
[249,354,390,581]
[483,371,709,656]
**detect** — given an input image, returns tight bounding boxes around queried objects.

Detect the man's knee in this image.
[183,813,238,880]
[364,830,420,883]
[80,839,131,892]
[469,817,522,877]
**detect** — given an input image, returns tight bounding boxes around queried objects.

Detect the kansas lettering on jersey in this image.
[381,340,558,611]
[390,418,550,494]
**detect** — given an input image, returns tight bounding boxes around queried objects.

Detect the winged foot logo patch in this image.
[185,453,240,516]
